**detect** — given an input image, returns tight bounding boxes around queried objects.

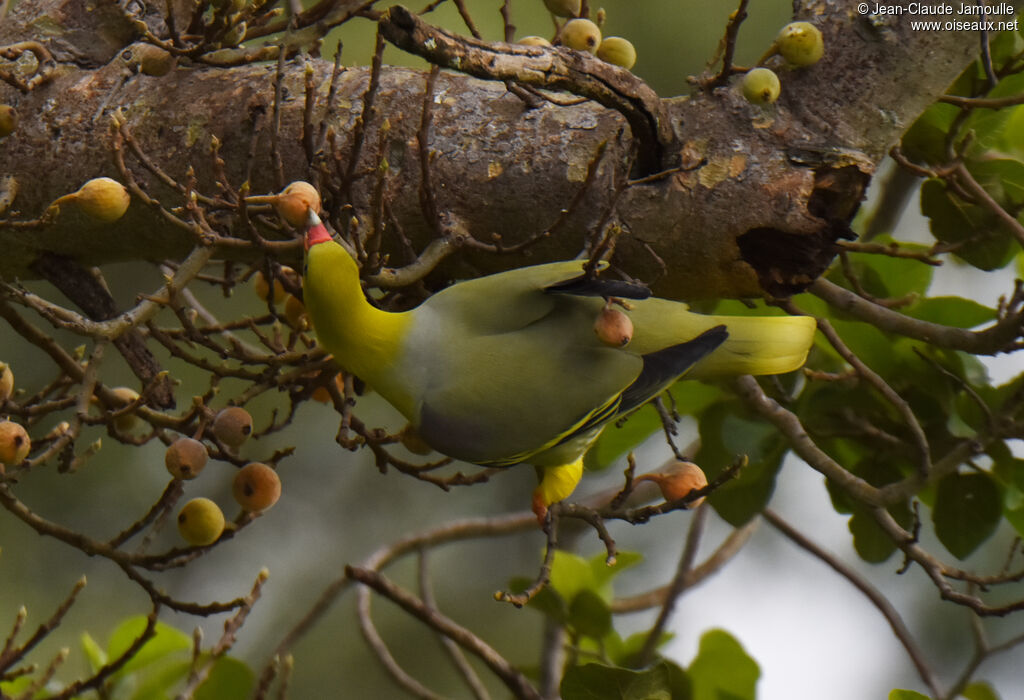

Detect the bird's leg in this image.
[531,457,585,525]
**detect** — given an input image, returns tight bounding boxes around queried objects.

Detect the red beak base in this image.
[304,209,332,250]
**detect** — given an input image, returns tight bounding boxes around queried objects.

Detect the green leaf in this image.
[967,158,1024,207]
[549,551,598,605]
[0,675,49,698]
[590,550,642,589]
[687,629,759,700]
[1003,482,1024,538]
[568,590,612,639]
[901,102,960,165]
[963,55,1024,153]
[697,399,787,525]
[509,576,567,622]
[888,690,930,700]
[849,507,897,563]
[920,178,1017,271]
[585,404,662,471]
[612,630,675,668]
[821,439,875,514]
[932,471,1003,559]
[981,374,1024,414]
[990,440,1024,491]
[946,407,977,439]
[988,29,1024,71]
[902,296,997,328]
[828,454,915,553]
[81,631,108,673]
[106,616,191,677]
[1002,104,1024,158]
[962,680,1000,700]
[560,661,683,700]
[829,318,901,376]
[831,235,934,299]
[129,659,190,700]
[196,657,254,700]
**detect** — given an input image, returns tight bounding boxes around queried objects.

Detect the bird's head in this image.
[304,209,332,251]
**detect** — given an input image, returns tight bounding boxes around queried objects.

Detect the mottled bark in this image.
[0,0,990,299]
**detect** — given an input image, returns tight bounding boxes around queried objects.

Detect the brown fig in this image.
[635,461,709,508]
[247,182,321,227]
[594,304,633,347]
[165,437,209,480]
[212,406,253,448]
[233,462,281,512]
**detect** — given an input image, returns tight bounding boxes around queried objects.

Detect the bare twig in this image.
[418,551,491,700]
[810,279,1023,356]
[0,577,85,672]
[764,509,942,696]
[495,510,560,607]
[348,566,542,700]
[635,505,709,666]
[705,0,751,88]
[951,162,1024,248]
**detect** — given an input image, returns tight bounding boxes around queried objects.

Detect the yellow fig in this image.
[177,498,225,546]
[311,373,344,403]
[57,178,131,223]
[518,36,552,47]
[775,21,824,67]
[0,420,30,465]
[561,19,601,54]
[543,0,580,17]
[253,267,294,304]
[741,67,781,105]
[283,294,308,330]
[131,43,176,76]
[596,37,636,70]
[0,105,17,138]
[109,386,141,433]
[0,363,13,403]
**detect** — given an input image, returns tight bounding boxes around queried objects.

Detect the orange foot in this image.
[531,490,549,526]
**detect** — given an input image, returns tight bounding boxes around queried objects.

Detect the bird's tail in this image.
[686,313,816,378]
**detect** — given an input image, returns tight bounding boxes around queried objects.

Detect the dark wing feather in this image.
[616,326,729,415]
[539,326,729,454]
[544,274,652,300]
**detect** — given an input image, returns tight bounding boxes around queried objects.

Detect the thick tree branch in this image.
[0,1,992,300]
[378,5,672,175]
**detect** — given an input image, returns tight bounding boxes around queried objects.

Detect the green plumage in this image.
[304,237,815,478]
